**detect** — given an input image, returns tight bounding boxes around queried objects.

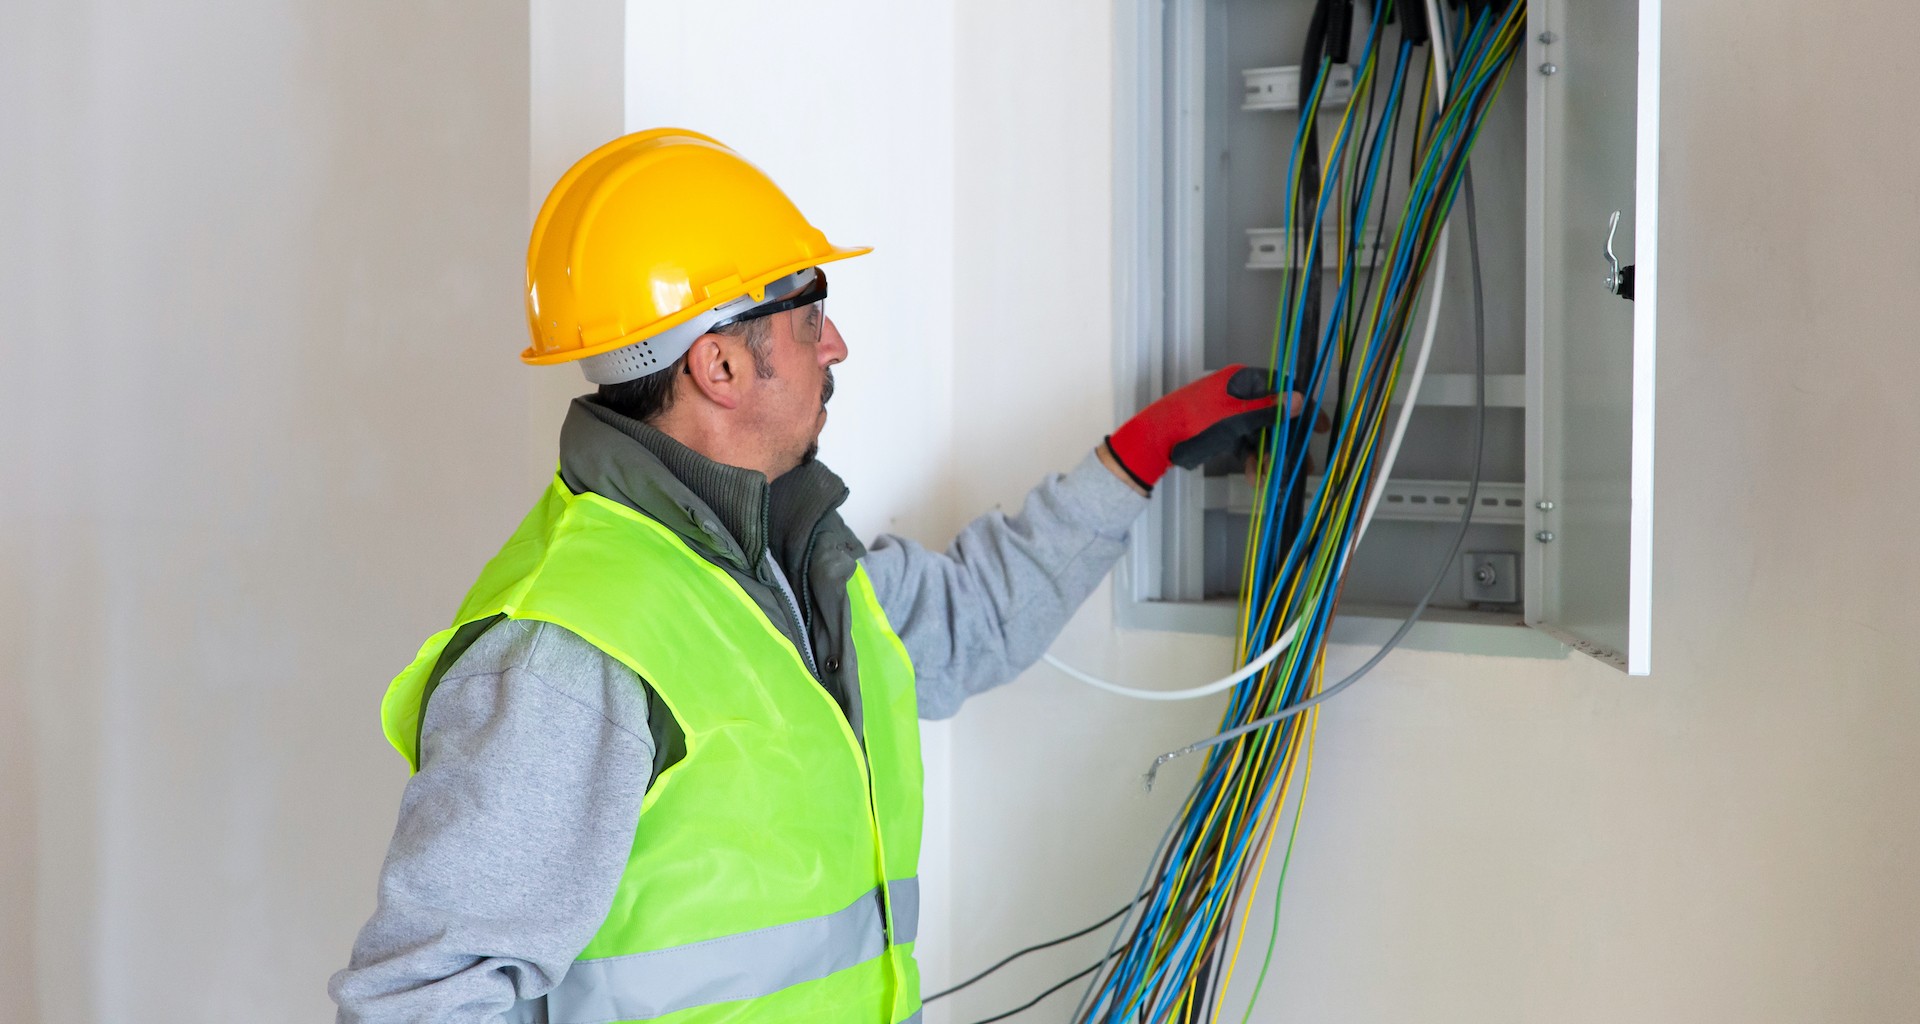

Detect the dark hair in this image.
[595,317,776,423]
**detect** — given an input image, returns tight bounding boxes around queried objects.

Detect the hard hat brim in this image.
[519,243,871,367]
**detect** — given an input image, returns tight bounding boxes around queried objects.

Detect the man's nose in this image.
[820,316,848,366]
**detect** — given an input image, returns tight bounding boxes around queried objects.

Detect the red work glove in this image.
[1105,365,1292,490]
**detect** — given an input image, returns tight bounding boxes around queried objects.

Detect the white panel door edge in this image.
[1626,0,1660,675]
[1524,0,1659,675]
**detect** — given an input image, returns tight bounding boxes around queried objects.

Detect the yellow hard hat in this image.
[524,128,870,382]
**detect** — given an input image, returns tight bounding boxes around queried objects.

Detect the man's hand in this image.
[1102,365,1303,495]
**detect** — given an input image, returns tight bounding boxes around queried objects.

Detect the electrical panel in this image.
[1113,0,1658,673]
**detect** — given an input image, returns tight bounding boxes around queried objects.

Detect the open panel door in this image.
[1525,0,1659,674]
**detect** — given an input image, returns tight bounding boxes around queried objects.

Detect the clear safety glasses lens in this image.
[709,268,829,343]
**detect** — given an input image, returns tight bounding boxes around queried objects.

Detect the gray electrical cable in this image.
[1067,805,1190,1021]
[1145,163,1489,785]
[923,897,1143,1004]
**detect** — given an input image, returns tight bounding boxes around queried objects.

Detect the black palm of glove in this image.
[1105,365,1304,490]
[1167,367,1293,470]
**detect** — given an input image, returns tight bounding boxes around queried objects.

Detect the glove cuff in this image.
[1102,435,1157,493]
[1110,364,1281,487]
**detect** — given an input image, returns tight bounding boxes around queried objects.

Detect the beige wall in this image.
[1,1,533,1018]
[943,1,1920,1022]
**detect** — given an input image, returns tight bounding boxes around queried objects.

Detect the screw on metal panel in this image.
[1475,563,1499,587]
[1539,63,1558,76]
[1536,531,1556,543]
[1538,31,1557,44]
[1536,500,1555,511]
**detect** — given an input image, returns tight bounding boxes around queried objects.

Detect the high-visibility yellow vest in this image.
[381,478,924,1024]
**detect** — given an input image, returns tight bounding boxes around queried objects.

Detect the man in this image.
[331,128,1292,1024]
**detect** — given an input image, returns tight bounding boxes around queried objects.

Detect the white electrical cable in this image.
[1042,618,1303,701]
[1357,227,1445,548]
[1043,11,1454,702]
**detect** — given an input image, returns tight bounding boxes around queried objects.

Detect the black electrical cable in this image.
[933,753,1268,1018]
[1069,789,1203,1020]
[1067,665,1334,1020]
[1337,21,1413,455]
[922,896,1143,1004]
[1182,949,1213,1022]
[944,755,1223,1020]
[963,950,1123,1024]
[1149,161,1489,774]
[1333,14,1388,409]
[1327,0,1357,63]
[1058,10,1521,1015]
[1295,0,1328,358]
[1400,0,1433,45]
[1074,123,1489,967]
[1356,59,1409,306]
[1285,0,1333,557]
[1409,55,1433,184]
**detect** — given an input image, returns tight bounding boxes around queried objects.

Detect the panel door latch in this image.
[1605,210,1636,300]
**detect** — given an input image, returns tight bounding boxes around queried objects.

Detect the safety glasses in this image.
[708,267,828,344]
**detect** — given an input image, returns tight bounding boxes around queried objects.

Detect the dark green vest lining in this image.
[412,613,504,764]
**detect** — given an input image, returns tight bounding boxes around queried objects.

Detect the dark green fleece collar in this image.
[557,396,851,582]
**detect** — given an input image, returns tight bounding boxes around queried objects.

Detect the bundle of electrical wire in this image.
[1061,2,1528,1021]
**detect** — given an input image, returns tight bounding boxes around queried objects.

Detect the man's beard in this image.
[795,369,834,468]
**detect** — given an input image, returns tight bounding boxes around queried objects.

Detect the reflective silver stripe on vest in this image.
[888,877,920,944]
[509,883,918,1024]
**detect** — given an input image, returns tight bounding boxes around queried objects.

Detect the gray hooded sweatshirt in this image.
[329,397,1147,1023]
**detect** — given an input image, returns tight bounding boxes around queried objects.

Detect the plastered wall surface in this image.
[943,1,1920,1022]
[1,2,533,1019]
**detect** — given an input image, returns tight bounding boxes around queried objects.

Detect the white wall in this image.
[942,2,1920,1023]
[1,2,533,1019]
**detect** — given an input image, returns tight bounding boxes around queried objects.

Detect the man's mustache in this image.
[821,368,835,406]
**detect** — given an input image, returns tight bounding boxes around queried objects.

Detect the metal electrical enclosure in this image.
[1113,0,1659,673]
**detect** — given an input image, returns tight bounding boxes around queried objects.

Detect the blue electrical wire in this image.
[964,8,1530,1024]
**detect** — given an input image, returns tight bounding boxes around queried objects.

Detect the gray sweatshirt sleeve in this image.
[863,450,1149,719]
[330,619,654,1024]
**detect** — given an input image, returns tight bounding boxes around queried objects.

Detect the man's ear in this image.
[682,333,743,411]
